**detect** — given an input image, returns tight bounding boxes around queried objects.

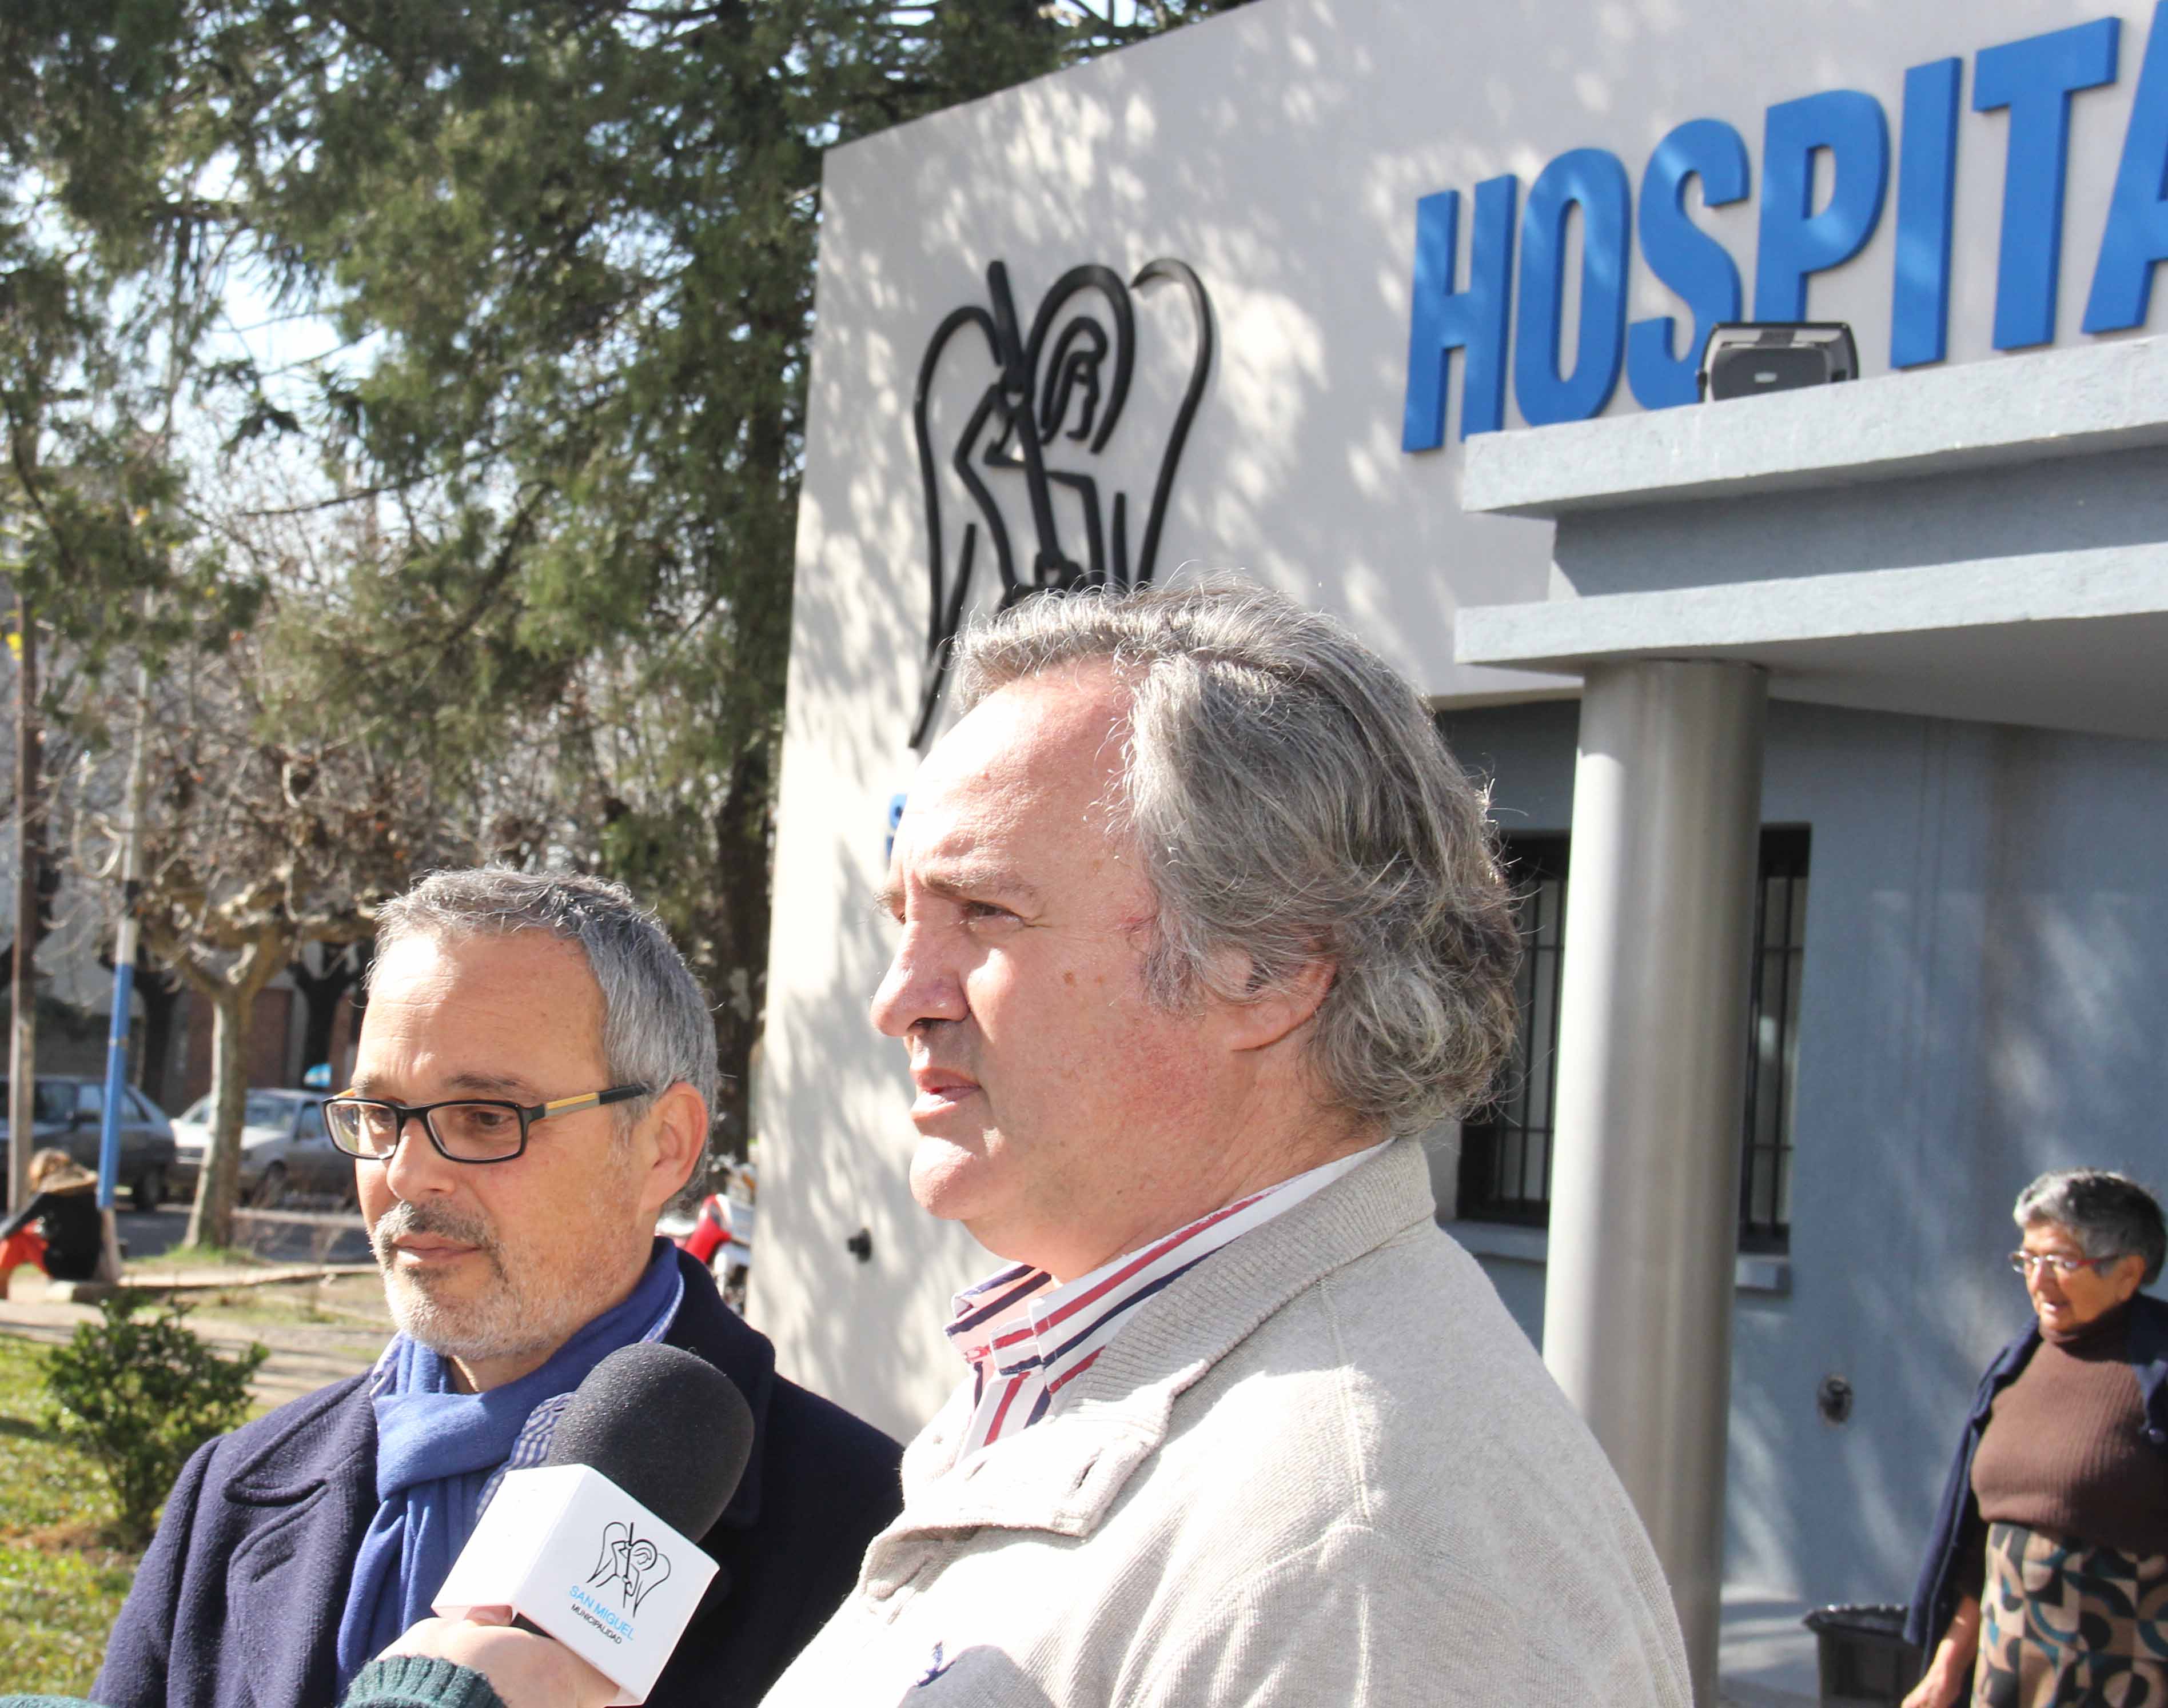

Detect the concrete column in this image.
[1541,659,1767,1706]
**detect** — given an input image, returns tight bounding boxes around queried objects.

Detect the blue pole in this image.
[97,958,134,1211]
[73,648,158,1276]
[99,656,152,1223]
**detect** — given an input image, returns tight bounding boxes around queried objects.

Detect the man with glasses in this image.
[95,869,902,1708]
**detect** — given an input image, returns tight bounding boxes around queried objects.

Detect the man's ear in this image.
[636,1081,710,1217]
[1213,953,1336,1053]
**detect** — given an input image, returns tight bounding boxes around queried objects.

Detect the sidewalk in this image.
[1719,1586,1820,1706]
[0,1268,388,1408]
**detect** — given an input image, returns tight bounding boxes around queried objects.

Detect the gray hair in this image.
[2014,1168,2166,1286]
[950,580,1520,1133]
[370,867,720,1131]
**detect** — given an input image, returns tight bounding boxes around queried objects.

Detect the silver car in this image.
[0,1076,179,1211]
[171,1089,349,1207]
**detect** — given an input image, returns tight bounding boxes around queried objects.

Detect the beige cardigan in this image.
[760,1139,1692,1706]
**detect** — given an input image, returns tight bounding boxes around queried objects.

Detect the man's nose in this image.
[870,925,967,1038]
[381,1114,459,1199]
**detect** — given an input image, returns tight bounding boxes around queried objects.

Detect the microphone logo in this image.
[588,1519,673,1615]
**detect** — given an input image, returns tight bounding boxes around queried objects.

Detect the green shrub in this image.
[42,1291,268,1547]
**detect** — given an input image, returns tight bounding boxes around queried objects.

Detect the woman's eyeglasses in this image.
[2008,1250,2119,1278]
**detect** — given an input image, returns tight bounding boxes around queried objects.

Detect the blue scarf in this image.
[333,1242,683,1687]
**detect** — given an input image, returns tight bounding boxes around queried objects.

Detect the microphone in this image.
[433,1343,756,1705]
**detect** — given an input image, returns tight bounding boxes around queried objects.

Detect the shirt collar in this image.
[943,1140,1389,1454]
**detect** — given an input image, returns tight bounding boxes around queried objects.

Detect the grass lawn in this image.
[0,1336,138,1697]
[0,1279,375,1695]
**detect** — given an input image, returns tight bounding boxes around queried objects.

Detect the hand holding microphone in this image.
[384,1608,619,1708]
[383,1342,755,1708]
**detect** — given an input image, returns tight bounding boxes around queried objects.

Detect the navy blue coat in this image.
[1904,1291,2168,1649]
[94,1249,902,1708]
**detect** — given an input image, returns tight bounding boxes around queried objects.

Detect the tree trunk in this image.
[184,984,253,1250]
[288,943,358,1082]
[711,982,757,1163]
[708,738,774,1163]
[133,953,185,1109]
[174,927,290,1251]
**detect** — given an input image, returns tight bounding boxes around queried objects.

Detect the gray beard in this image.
[369,1189,653,1368]
[369,1198,558,1365]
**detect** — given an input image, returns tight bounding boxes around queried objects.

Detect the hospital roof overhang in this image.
[1454,334,2168,743]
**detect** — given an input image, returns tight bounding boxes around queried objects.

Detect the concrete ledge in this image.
[1456,543,2168,670]
[41,1278,118,1304]
[121,1262,380,1291]
[1462,334,2168,518]
[19,1264,378,1305]
[1444,1219,1792,1294]
[229,1206,367,1228]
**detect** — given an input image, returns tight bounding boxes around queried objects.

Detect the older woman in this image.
[1904,1168,2168,1708]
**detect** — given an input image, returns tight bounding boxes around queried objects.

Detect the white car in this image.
[171,1088,349,1207]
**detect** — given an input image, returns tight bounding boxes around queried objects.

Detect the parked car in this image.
[171,1088,348,1207]
[0,1075,180,1212]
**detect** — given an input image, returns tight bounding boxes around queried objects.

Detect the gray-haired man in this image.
[763,582,1692,1705]
[96,870,902,1708]
[381,584,1692,1708]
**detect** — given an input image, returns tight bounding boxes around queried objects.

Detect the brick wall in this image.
[178,985,298,1109]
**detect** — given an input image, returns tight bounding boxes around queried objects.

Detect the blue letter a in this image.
[2086,0,2168,333]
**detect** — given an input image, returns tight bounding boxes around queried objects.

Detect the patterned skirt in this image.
[1973,1521,2168,1706]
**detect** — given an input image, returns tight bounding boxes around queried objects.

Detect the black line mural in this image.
[909,257,1215,749]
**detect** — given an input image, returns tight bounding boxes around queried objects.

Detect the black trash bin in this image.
[1802,1604,1923,1707]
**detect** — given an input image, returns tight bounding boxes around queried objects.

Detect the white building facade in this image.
[754,0,2168,1691]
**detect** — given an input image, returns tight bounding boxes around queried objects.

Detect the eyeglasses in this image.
[323,1086,651,1165]
[2008,1250,2121,1279]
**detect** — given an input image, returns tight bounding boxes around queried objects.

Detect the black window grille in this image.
[1455,837,1568,1226]
[1739,827,1810,1252]
[1457,827,1811,1250]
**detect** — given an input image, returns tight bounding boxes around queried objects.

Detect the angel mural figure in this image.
[908,257,1215,749]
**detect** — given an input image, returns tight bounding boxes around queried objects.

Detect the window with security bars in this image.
[1454,836,1568,1226]
[1457,826,1810,1250]
[1739,827,1810,1251]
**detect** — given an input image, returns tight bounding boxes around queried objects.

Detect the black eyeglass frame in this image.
[323,1084,652,1165]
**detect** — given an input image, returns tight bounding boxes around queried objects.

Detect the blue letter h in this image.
[1404,176,1517,449]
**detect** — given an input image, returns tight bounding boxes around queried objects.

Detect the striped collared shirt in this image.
[944,1142,1389,1459]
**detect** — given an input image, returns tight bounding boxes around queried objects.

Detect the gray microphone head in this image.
[542,1342,755,1541]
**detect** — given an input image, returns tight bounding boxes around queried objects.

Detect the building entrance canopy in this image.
[1458,335,2168,741]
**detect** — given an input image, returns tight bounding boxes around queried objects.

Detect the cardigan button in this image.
[2147,1426,2165,1444]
